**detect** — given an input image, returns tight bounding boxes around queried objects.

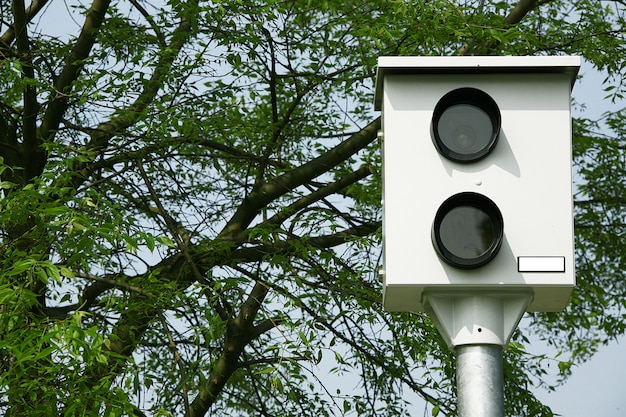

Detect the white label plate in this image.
[518,256,566,272]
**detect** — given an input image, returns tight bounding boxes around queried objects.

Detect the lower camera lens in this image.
[432,192,503,269]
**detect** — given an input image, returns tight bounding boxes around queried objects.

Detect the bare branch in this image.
[217,117,381,241]
[0,0,49,48]
[39,0,111,144]
[129,0,166,47]
[504,0,542,25]
[136,159,231,322]
[158,312,192,417]
[254,165,375,232]
[189,281,272,417]
[56,6,197,195]
[216,221,380,265]
[12,0,42,181]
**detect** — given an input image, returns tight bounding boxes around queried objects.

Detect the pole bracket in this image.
[423,290,532,349]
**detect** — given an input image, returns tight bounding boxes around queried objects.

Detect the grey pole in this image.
[456,344,504,417]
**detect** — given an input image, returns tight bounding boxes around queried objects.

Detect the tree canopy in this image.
[0,0,625,416]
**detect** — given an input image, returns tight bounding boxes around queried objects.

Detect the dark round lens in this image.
[438,206,495,259]
[432,192,503,269]
[431,88,501,163]
[437,104,493,155]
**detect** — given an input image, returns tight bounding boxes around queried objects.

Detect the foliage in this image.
[0,0,625,416]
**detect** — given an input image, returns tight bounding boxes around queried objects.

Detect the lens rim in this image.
[432,192,504,269]
[431,87,501,163]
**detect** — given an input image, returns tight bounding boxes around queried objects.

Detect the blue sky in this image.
[536,337,626,416]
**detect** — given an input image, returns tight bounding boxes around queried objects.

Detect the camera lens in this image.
[437,104,493,155]
[432,192,503,269]
[432,88,501,162]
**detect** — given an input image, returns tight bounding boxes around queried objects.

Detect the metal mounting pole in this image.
[423,291,531,417]
[456,344,504,417]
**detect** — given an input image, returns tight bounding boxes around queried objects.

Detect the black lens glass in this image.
[438,205,495,259]
[436,104,493,155]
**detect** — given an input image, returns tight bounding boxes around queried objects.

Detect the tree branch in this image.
[217,117,381,241]
[12,0,42,181]
[38,0,111,145]
[504,0,542,25]
[81,254,188,393]
[56,5,196,195]
[457,0,547,55]
[158,312,192,417]
[0,0,49,49]
[189,281,272,417]
[216,221,381,265]
[135,160,231,322]
[129,0,166,47]
[253,164,375,233]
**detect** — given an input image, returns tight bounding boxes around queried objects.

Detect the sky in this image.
[535,337,626,417]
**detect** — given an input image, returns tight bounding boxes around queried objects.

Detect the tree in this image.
[0,0,624,416]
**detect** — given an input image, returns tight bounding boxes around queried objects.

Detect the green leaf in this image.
[156,235,176,248]
[145,233,156,252]
[6,259,37,276]
[59,266,75,279]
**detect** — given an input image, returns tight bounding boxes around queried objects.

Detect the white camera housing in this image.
[376,56,580,313]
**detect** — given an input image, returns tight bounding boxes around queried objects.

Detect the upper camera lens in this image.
[437,104,492,154]
[431,88,501,162]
